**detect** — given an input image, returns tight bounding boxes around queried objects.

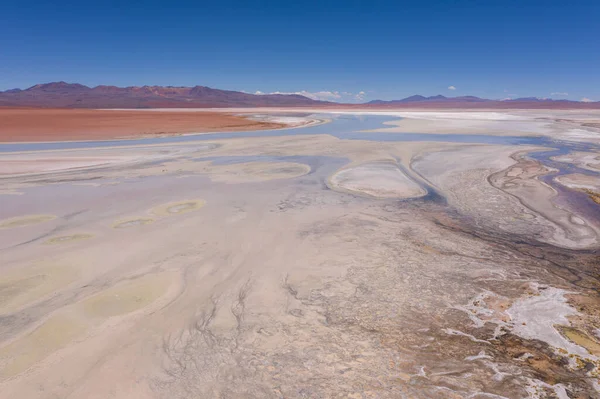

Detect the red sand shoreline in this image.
[0,108,286,143]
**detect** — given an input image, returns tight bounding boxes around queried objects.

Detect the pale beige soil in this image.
[366,116,547,136]
[328,162,426,198]
[0,110,599,398]
[358,109,600,142]
[187,161,311,183]
[552,151,600,172]
[556,173,600,191]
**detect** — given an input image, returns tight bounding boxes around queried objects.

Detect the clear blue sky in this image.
[1,0,599,102]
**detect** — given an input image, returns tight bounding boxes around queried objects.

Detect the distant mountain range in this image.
[0,82,329,108]
[367,95,489,105]
[366,95,599,108]
[0,82,598,109]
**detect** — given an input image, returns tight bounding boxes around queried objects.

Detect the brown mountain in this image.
[1,82,599,109]
[0,82,330,108]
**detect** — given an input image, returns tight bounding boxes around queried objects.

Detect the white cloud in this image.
[303,91,342,100]
[448,86,456,91]
[254,90,366,102]
[581,97,594,103]
[551,92,568,96]
[354,91,366,101]
[256,90,340,101]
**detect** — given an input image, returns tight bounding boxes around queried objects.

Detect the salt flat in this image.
[0,110,599,398]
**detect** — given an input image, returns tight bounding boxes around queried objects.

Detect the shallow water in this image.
[0,114,385,152]
[0,113,598,152]
[0,113,596,151]
[3,113,598,218]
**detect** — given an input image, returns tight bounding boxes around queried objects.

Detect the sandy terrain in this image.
[329,162,426,198]
[355,110,600,142]
[0,108,290,142]
[557,173,600,191]
[553,151,600,172]
[0,111,599,398]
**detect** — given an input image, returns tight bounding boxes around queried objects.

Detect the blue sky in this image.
[1,0,599,102]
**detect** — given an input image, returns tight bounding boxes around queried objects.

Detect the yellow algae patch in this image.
[584,189,600,205]
[0,314,87,379]
[151,199,205,217]
[44,233,93,245]
[112,218,154,229]
[0,264,77,314]
[0,214,56,229]
[81,273,171,319]
[0,272,173,379]
[203,161,310,183]
[559,327,600,356]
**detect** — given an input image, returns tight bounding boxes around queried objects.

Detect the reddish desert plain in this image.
[0,108,288,142]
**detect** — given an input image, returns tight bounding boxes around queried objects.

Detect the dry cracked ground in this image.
[0,110,599,398]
